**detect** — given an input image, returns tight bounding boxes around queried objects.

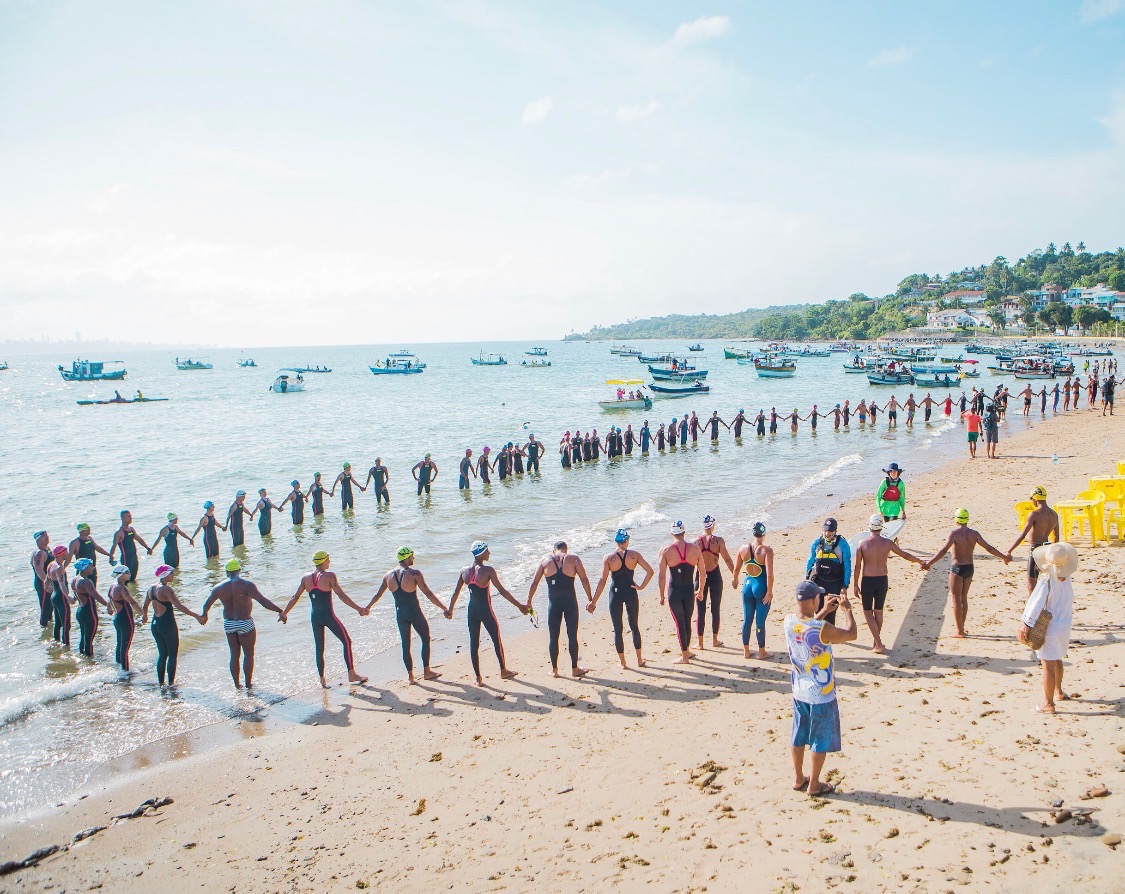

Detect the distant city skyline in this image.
[2,1,1124,347]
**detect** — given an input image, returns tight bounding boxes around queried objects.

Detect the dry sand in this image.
[3,405,1124,893]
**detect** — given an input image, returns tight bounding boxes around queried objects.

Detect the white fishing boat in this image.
[175,357,213,370]
[270,369,305,393]
[599,379,652,410]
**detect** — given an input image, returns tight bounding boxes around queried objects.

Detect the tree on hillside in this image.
[1108,270,1125,292]
[987,306,1007,330]
[1075,306,1110,333]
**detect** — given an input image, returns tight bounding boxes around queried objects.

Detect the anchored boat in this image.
[59,359,127,382]
[370,356,424,374]
[599,379,652,410]
[525,347,549,357]
[270,370,305,392]
[866,370,914,386]
[293,364,332,373]
[651,367,708,380]
[471,352,508,366]
[753,357,796,378]
[650,381,710,397]
[175,357,213,370]
[723,347,754,360]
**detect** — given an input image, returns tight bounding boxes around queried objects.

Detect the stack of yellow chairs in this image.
[1090,476,1125,542]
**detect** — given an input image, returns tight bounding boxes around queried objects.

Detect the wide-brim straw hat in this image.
[1032,542,1079,580]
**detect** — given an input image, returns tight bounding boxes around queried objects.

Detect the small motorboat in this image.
[270,370,305,393]
[175,357,213,370]
[723,347,754,360]
[525,347,549,356]
[650,367,708,380]
[866,371,914,386]
[753,357,796,378]
[238,357,257,368]
[638,352,676,364]
[688,343,704,352]
[599,379,652,410]
[609,344,642,356]
[650,380,710,397]
[0,361,9,371]
[913,374,958,388]
[293,364,332,373]
[387,350,427,369]
[370,356,424,374]
[520,359,552,368]
[471,352,508,366]
[76,392,168,406]
[59,359,127,381]
[911,363,959,375]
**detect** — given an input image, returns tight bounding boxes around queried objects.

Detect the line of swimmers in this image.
[28,501,1044,692]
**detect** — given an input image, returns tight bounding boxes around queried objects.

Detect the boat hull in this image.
[370,367,423,375]
[61,370,127,381]
[866,374,914,386]
[599,398,652,410]
[650,368,708,380]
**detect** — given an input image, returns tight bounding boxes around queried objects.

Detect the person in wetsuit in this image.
[695,515,735,650]
[524,435,543,473]
[368,547,450,684]
[667,417,678,448]
[732,522,774,660]
[921,509,1010,638]
[769,408,779,434]
[589,530,655,668]
[658,521,706,664]
[191,501,223,560]
[681,415,691,446]
[107,564,142,671]
[142,564,203,685]
[201,558,286,688]
[225,491,251,548]
[656,423,666,451]
[560,435,572,468]
[624,424,635,455]
[47,545,73,646]
[31,530,52,628]
[527,541,592,678]
[476,447,494,483]
[72,557,108,658]
[640,421,651,454]
[251,489,281,537]
[151,513,192,569]
[70,522,110,587]
[458,448,477,490]
[448,542,528,685]
[281,551,369,688]
[732,409,746,438]
[497,445,511,481]
[511,442,525,474]
[365,458,392,503]
[332,462,364,510]
[110,509,150,584]
[705,411,728,442]
[571,432,583,465]
[309,473,327,516]
[755,410,766,436]
[412,455,438,496]
[279,481,307,525]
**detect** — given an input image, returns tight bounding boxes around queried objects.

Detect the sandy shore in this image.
[3,405,1124,893]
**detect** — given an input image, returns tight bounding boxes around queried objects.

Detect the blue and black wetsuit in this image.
[291,490,305,525]
[77,538,98,586]
[640,425,650,453]
[545,558,579,671]
[416,462,434,495]
[513,449,524,475]
[625,429,635,455]
[202,515,219,559]
[590,436,601,460]
[497,450,510,481]
[666,545,695,650]
[656,427,665,450]
[571,438,582,465]
[695,536,723,637]
[459,457,473,490]
[50,573,71,646]
[370,466,389,503]
[741,551,770,649]
[149,587,179,685]
[257,500,275,536]
[311,484,325,516]
[162,526,180,568]
[390,570,430,674]
[74,581,98,658]
[477,456,492,484]
[340,475,354,510]
[709,418,721,440]
[465,567,504,679]
[526,441,541,473]
[560,443,571,469]
[608,551,641,655]
[309,573,356,676]
[229,506,245,548]
[681,421,689,446]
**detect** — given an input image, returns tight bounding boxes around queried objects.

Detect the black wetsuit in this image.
[229,506,245,548]
[656,428,665,450]
[390,570,430,674]
[733,414,745,437]
[756,414,766,436]
[582,437,592,461]
[309,573,356,676]
[571,439,582,464]
[561,444,572,469]
[290,490,305,525]
[51,573,71,646]
[117,528,140,586]
[465,568,504,679]
[416,462,434,495]
[843,405,851,425]
[76,538,98,586]
[625,429,635,454]
[526,442,541,473]
[696,536,724,637]
[545,558,579,671]
[149,589,179,685]
[112,598,134,670]
[74,580,97,657]
[370,466,389,503]
[478,456,492,483]
[202,515,219,559]
[769,412,778,434]
[513,449,524,474]
[311,484,325,516]
[163,527,180,568]
[667,545,695,651]
[257,500,275,536]
[591,436,601,459]
[459,457,473,490]
[32,548,50,627]
[498,451,510,481]
[608,551,641,655]
[340,474,354,510]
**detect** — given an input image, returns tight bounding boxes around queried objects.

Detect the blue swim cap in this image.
[203,500,213,510]
[291,480,299,487]
[471,540,489,557]
[614,528,629,543]
[74,557,93,572]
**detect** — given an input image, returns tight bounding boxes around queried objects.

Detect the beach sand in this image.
[3,407,1124,893]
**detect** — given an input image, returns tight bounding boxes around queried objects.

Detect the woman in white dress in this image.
[1019,542,1077,714]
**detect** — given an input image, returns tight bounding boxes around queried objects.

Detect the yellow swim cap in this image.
[954,508,970,524]
[225,558,241,572]
[313,550,330,565]
[1031,486,1047,501]
[397,547,414,561]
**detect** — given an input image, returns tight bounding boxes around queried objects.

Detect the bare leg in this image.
[226,633,243,688]
[864,609,885,653]
[617,650,628,669]
[948,574,971,637]
[240,629,256,687]
[791,746,807,790]
[806,752,830,796]
[635,648,645,668]
[1053,659,1066,700]
[1039,659,1056,712]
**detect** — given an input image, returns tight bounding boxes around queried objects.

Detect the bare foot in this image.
[743,648,752,660]
[618,656,628,669]
[1036,704,1056,713]
[637,658,646,668]
[409,675,419,685]
[1056,691,1070,701]
[712,638,724,648]
[550,668,560,678]
[872,643,886,654]
[696,638,705,650]
[953,631,967,639]
[319,675,330,689]
[756,649,769,660]
[673,655,692,665]
[500,669,518,680]
[347,671,369,684]
[571,667,588,678]
[423,669,441,681]
[474,676,483,686]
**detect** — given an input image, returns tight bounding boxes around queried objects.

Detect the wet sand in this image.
[3,405,1124,893]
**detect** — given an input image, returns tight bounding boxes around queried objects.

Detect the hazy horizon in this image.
[3,1,1124,347]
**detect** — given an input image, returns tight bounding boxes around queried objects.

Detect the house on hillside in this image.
[943,289,987,306]
[1026,283,1065,310]
[1001,298,1023,327]
[1064,284,1120,310]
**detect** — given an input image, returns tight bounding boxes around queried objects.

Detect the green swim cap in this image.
[313,550,329,565]
[76,522,90,532]
[167,512,177,521]
[343,462,351,469]
[225,558,241,572]
[954,508,970,524]
[397,546,414,561]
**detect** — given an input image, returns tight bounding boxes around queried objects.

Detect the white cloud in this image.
[671,15,730,47]
[865,45,917,68]
[617,100,659,123]
[521,96,553,125]
[1080,0,1125,23]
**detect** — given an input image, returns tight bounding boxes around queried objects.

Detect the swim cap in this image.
[236,490,246,497]
[752,522,766,537]
[312,550,329,566]
[1031,486,1047,501]
[470,541,488,557]
[33,530,47,540]
[52,545,68,557]
[291,480,299,487]
[225,558,241,572]
[397,547,414,561]
[868,514,885,530]
[314,472,321,478]
[258,488,266,494]
[155,564,175,580]
[203,501,214,510]
[614,528,630,544]
[111,564,130,577]
[343,462,350,469]
[483,446,490,452]
[739,408,744,413]
[670,520,685,535]
[167,512,177,521]
[702,515,716,530]
[425,453,431,459]
[954,508,970,524]
[74,558,93,572]
[76,523,90,532]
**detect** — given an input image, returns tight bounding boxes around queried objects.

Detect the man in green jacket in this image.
[876,463,906,522]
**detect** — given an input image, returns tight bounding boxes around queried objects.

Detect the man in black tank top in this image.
[527,542,592,678]
[368,547,450,683]
[31,530,52,627]
[590,530,655,668]
[659,521,706,664]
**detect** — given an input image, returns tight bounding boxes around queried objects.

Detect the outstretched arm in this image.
[330,576,366,614]
[526,562,546,607]
[280,580,308,620]
[414,572,448,613]
[491,570,526,613]
[976,532,1011,563]
[590,556,611,608]
[924,532,956,569]
[718,539,735,574]
[574,557,593,601]
[367,575,390,612]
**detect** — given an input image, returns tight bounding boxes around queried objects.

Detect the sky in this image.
[2,0,1125,346]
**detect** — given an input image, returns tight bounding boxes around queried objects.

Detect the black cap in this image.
[752,522,766,537]
[823,518,838,532]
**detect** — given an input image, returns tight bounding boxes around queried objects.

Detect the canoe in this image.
[650,382,710,396]
[842,364,870,373]
[650,367,708,380]
[599,397,653,410]
[520,360,552,368]
[913,375,959,388]
[76,397,168,406]
[755,367,795,378]
[293,365,332,373]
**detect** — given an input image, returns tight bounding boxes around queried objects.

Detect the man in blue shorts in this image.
[785,580,857,797]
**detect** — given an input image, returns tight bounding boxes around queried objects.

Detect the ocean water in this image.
[0,339,1107,818]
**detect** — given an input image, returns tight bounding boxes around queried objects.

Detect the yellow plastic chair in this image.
[1055,498,1102,547]
[1090,477,1125,512]
[1013,500,1036,530]
[1119,461,1125,475]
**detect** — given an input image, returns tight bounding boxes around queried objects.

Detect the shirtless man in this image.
[200,558,286,688]
[1018,384,1035,417]
[368,547,449,683]
[589,530,655,668]
[448,542,527,685]
[904,394,917,426]
[920,392,935,423]
[852,514,925,653]
[1007,486,1060,594]
[658,521,707,664]
[527,541,593,677]
[923,509,1010,638]
[695,515,735,650]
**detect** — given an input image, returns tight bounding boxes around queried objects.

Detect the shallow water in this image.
[0,339,1106,817]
